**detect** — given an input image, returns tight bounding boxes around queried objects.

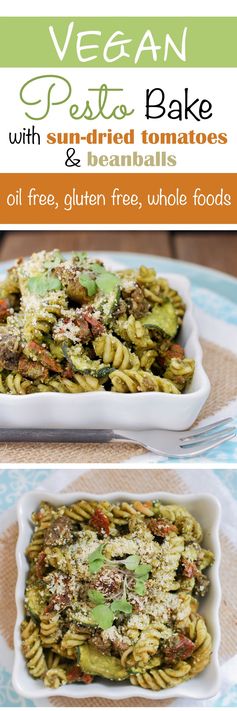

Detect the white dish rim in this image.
[13,489,221,701]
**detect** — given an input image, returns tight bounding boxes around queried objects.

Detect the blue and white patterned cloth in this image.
[0,467,236,707]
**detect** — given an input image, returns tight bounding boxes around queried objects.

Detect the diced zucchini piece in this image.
[25,584,46,621]
[71,353,111,379]
[63,345,111,379]
[79,644,129,681]
[141,302,178,338]
[93,286,120,324]
[48,341,65,361]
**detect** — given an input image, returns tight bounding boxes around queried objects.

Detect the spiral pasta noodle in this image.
[138,348,158,370]
[122,623,169,668]
[26,529,45,561]
[50,642,77,660]
[0,373,33,395]
[152,503,203,542]
[44,667,67,688]
[64,499,112,523]
[130,661,191,690]
[38,373,102,394]
[164,357,195,392]
[26,503,54,560]
[110,499,153,526]
[61,627,90,651]
[44,647,68,688]
[114,314,155,349]
[156,279,186,324]
[110,369,180,393]
[40,613,61,646]
[152,534,185,591]
[93,333,139,370]
[21,620,47,678]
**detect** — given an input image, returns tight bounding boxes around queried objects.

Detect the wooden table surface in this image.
[0,230,237,276]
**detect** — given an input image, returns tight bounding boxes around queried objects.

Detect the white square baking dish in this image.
[13,489,221,701]
[0,272,210,431]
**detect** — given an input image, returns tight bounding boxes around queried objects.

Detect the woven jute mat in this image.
[0,468,236,706]
[0,339,237,464]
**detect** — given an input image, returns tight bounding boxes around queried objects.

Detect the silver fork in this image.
[111,417,236,457]
[0,417,235,457]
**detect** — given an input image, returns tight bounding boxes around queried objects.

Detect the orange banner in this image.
[0,173,236,224]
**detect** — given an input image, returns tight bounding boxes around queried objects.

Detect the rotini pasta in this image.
[164,357,195,392]
[109,369,180,393]
[21,498,214,690]
[44,666,68,689]
[65,499,113,523]
[0,251,194,395]
[93,333,139,370]
[40,613,61,646]
[130,661,191,690]
[21,620,47,678]
[61,627,90,651]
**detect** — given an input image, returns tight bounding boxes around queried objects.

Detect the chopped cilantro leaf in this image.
[111,600,132,615]
[96,272,120,294]
[28,274,62,296]
[92,604,114,630]
[79,273,97,297]
[88,589,105,605]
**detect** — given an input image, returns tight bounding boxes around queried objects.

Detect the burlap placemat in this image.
[0,468,236,706]
[0,338,236,464]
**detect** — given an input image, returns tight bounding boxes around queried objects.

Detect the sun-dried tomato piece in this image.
[181,557,199,578]
[82,673,94,684]
[164,343,185,361]
[163,634,195,663]
[45,590,71,613]
[73,307,105,341]
[67,666,93,683]
[0,298,10,320]
[34,508,49,522]
[18,356,49,381]
[63,365,74,379]
[28,341,62,373]
[83,309,105,337]
[74,315,91,342]
[90,508,110,536]
[35,551,46,578]
[156,343,185,370]
[149,517,177,538]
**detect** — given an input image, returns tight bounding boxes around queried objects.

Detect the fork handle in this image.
[0,428,130,443]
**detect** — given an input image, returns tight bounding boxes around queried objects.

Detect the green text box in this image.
[0,17,237,67]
